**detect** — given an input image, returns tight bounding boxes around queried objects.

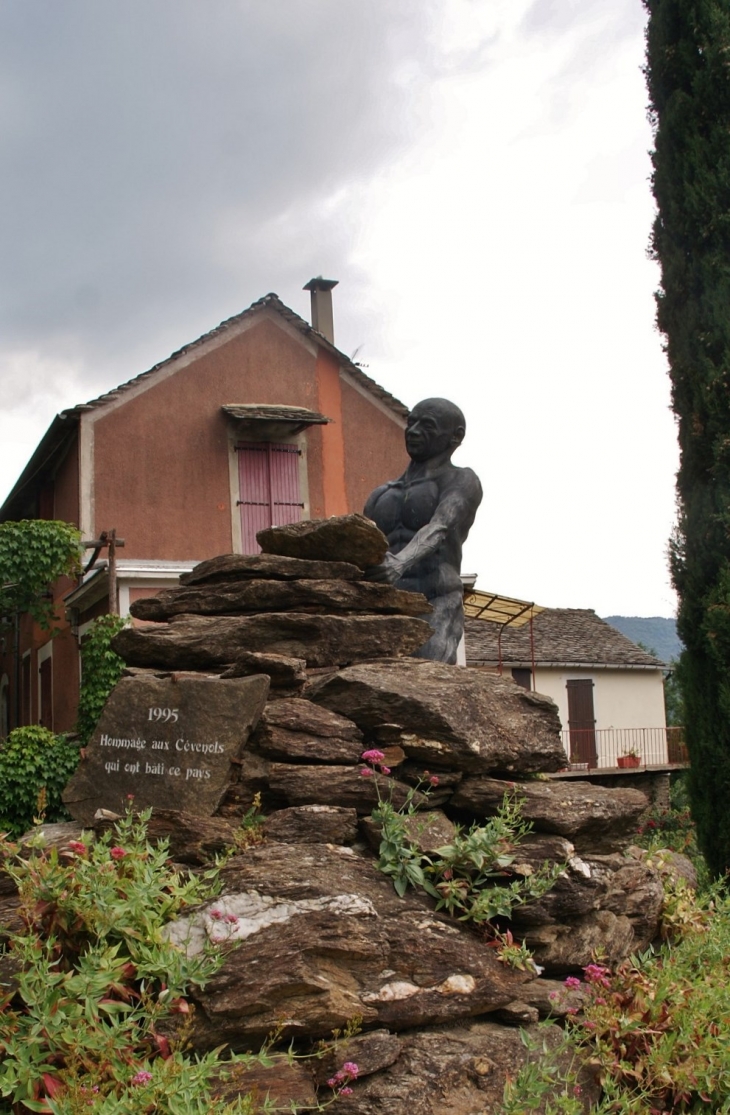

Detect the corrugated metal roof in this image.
[465,608,666,668]
[463,589,544,628]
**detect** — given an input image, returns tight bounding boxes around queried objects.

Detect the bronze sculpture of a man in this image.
[364,398,483,664]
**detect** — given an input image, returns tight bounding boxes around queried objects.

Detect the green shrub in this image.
[0,809,266,1113]
[0,727,80,838]
[503,882,730,1112]
[76,614,128,745]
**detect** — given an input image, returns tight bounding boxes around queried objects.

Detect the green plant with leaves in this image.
[76,614,128,744]
[368,765,561,936]
[0,726,80,838]
[0,808,277,1114]
[503,881,730,1112]
[0,520,82,631]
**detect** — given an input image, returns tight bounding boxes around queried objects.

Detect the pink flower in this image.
[126,793,135,801]
[224,914,239,924]
[573,1085,583,1097]
[564,976,581,989]
[429,775,439,786]
[342,1062,359,1078]
[67,841,87,855]
[359,767,374,778]
[361,749,385,763]
[594,996,606,1005]
[110,846,127,860]
[210,909,223,920]
[379,765,391,775]
[583,963,611,988]
[326,1077,337,1088]
[340,1086,353,1096]
[131,1070,153,1085]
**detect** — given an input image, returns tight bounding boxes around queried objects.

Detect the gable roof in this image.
[465,608,666,669]
[1,292,408,521]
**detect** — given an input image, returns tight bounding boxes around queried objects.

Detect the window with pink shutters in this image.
[237,442,303,553]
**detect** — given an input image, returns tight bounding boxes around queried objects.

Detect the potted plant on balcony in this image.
[617,748,641,769]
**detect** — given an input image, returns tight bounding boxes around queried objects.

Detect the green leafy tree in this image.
[644,0,730,876]
[0,519,82,629]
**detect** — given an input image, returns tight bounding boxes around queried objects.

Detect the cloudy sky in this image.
[0,0,677,618]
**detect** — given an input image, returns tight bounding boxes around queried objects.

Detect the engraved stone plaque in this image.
[63,674,269,825]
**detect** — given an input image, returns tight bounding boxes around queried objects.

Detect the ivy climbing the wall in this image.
[76,614,128,745]
[0,519,82,630]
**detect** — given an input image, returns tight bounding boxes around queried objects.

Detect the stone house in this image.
[465,608,674,769]
[0,281,409,736]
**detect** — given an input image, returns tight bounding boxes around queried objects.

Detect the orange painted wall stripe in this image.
[314,347,349,517]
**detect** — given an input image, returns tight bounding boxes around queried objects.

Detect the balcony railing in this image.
[559,726,688,771]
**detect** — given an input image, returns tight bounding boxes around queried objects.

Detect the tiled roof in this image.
[1,292,408,521]
[465,608,665,668]
[60,292,409,422]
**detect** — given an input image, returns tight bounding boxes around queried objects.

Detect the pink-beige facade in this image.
[0,284,409,736]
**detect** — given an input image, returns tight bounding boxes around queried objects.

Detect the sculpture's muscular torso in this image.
[364,398,483,664]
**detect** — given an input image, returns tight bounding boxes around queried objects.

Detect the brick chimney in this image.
[303,277,338,344]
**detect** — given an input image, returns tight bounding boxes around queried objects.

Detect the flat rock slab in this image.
[262,805,359,844]
[268,763,433,814]
[113,613,432,670]
[257,514,388,569]
[63,675,268,825]
[130,579,431,621]
[450,776,647,853]
[94,808,241,866]
[251,697,364,764]
[319,1020,597,1114]
[166,842,533,1046]
[219,651,307,689]
[180,552,363,584]
[307,659,565,774]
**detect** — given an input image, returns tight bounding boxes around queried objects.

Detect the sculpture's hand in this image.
[364,552,404,584]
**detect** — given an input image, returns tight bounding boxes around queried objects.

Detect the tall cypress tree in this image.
[644,0,730,876]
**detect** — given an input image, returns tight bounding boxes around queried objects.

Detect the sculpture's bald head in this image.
[405,398,466,463]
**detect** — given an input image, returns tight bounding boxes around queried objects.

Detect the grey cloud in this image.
[0,0,441,382]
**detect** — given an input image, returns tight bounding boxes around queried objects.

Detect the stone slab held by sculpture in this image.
[364,397,483,664]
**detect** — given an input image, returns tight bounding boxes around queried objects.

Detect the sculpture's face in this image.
[405,402,464,462]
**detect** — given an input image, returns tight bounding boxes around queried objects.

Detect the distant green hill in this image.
[602,616,682,664]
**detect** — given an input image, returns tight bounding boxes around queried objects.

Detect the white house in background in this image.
[465,609,673,769]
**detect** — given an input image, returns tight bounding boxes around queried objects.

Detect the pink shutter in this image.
[238,444,270,553]
[269,444,303,527]
[238,442,302,553]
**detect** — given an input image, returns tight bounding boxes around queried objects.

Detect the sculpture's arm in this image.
[367,469,483,584]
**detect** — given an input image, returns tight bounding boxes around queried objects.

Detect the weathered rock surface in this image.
[113,613,432,670]
[262,805,358,845]
[314,1020,598,1114]
[63,674,269,825]
[520,908,636,974]
[251,698,363,764]
[94,809,241,866]
[268,764,433,814]
[450,777,647,853]
[130,579,431,621]
[307,659,565,773]
[213,1057,317,1111]
[166,842,535,1046]
[257,514,388,569]
[180,552,363,585]
[312,1029,404,1086]
[219,650,307,689]
[361,809,456,856]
